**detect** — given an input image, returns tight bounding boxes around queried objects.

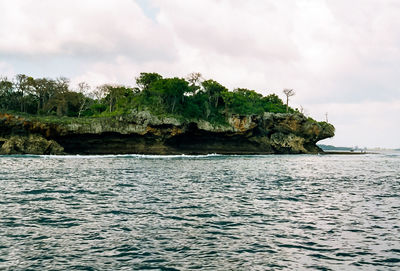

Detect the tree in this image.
[283,88,295,113]
[0,72,308,121]
[76,82,90,117]
[92,85,107,101]
[221,88,266,115]
[14,74,31,112]
[44,77,71,116]
[263,94,283,105]
[149,78,190,113]
[97,84,115,112]
[186,72,203,95]
[99,84,134,113]
[202,79,228,109]
[30,78,57,113]
[299,105,304,114]
[135,72,162,92]
[186,72,202,85]
[0,77,15,110]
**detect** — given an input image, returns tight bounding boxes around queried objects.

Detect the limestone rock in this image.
[0,112,335,155]
[0,135,64,155]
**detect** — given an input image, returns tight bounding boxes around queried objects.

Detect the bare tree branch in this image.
[283,88,295,113]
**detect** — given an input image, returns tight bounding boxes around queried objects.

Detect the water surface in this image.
[0,153,399,270]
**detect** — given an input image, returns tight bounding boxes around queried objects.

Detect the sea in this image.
[0,152,399,270]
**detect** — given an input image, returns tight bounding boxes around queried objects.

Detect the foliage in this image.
[0,72,302,125]
[135,72,163,93]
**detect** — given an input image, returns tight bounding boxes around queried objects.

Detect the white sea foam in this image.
[33,153,226,159]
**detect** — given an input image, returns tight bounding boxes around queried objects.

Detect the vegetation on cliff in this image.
[0,111,335,155]
[0,72,298,124]
[0,72,335,155]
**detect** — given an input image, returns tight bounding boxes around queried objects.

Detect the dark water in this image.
[0,153,399,270]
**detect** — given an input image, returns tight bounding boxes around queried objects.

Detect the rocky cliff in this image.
[0,112,334,155]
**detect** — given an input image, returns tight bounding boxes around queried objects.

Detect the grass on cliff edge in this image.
[1,110,331,131]
[1,110,99,125]
[1,109,230,126]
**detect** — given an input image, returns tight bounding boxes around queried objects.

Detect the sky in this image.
[0,0,399,148]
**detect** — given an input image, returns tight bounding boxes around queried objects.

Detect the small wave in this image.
[1,152,399,270]
[276,243,338,252]
[384,153,400,158]
[0,153,279,159]
[0,154,42,158]
[374,258,400,263]
[371,151,400,157]
[308,253,341,261]
[33,153,237,159]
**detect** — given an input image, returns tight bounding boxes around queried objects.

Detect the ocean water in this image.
[0,153,399,271]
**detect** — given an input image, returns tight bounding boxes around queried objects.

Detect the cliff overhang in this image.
[0,112,335,155]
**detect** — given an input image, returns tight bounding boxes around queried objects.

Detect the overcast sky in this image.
[0,0,399,148]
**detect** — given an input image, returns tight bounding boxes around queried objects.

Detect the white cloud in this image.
[0,62,14,78]
[0,0,176,61]
[306,100,400,148]
[156,1,299,62]
[0,0,399,147]
[153,0,400,104]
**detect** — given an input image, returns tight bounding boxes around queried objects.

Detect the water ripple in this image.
[0,153,399,270]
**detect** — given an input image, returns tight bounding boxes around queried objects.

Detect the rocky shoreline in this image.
[0,112,335,155]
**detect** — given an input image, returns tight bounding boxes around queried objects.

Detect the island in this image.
[0,73,334,155]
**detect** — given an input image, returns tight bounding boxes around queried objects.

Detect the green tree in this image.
[14,74,33,113]
[201,79,228,109]
[263,94,283,105]
[43,77,71,116]
[135,72,163,93]
[222,88,263,115]
[149,78,190,113]
[0,77,15,110]
[30,78,57,113]
[99,84,135,113]
[260,94,287,113]
[0,72,300,120]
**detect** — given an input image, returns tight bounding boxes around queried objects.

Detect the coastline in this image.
[0,112,335,155]
[321,151,372,155]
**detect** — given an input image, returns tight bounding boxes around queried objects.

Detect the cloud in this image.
[307,100,400,148]
[0,0,399,147]
[0,62,14,78]
[152,0,400,104]
[156,1,300,62]
[0,0,176,62]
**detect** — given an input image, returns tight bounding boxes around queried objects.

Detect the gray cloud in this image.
[153,0,400,105]
[0,0,399,147]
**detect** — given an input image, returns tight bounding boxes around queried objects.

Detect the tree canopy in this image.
[0,72,297,122]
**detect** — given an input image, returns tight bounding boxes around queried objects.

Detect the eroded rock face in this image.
[0,135,64,155]
[0,112,335,155]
